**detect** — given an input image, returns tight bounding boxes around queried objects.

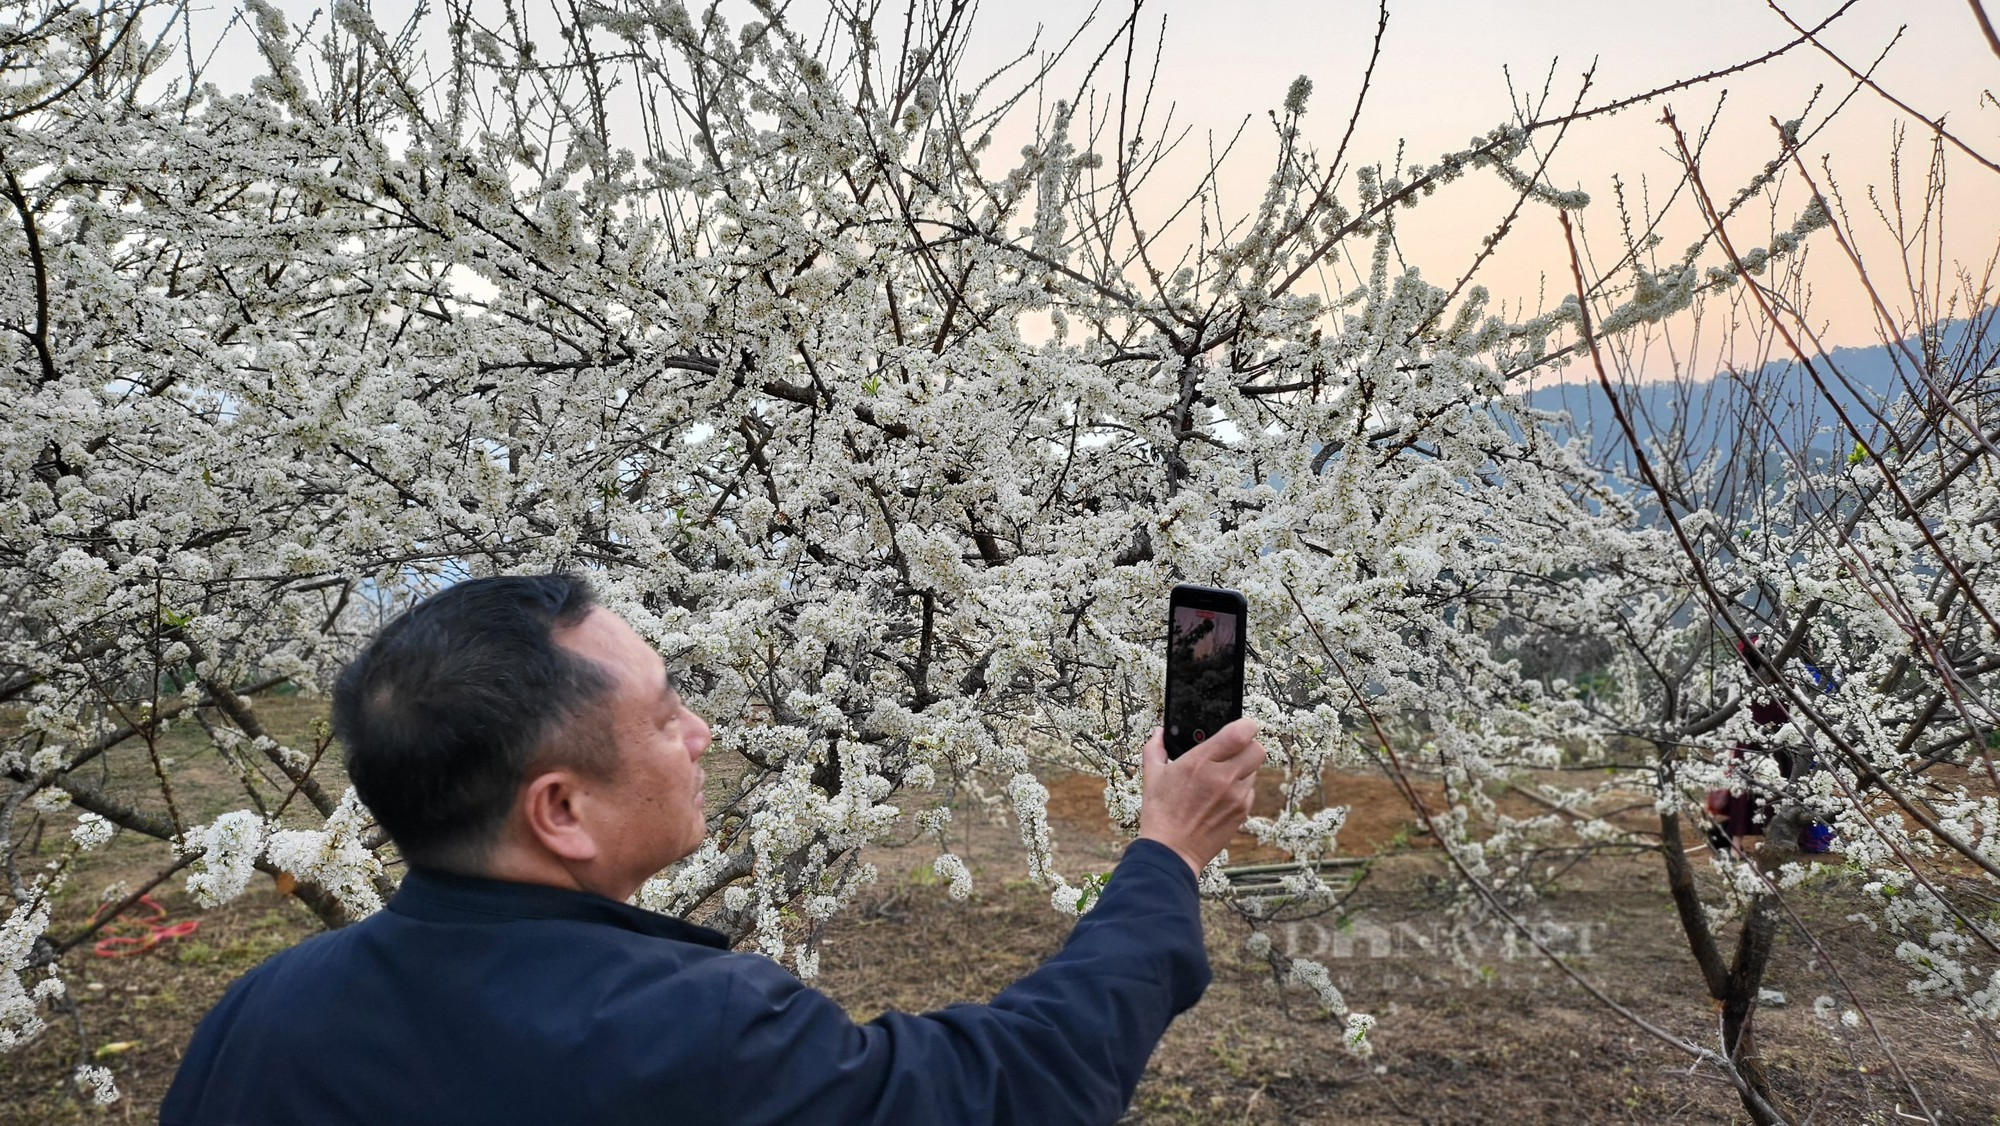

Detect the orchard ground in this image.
[6,700,1996,1123]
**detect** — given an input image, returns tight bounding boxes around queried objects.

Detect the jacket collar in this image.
[387,867,731,950]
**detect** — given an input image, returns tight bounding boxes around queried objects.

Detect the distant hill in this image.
[1519,315,1999,466]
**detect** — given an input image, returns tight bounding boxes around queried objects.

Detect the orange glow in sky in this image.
[962,0,2000,380]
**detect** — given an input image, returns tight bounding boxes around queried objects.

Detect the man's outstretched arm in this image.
[689,721,1266,1126]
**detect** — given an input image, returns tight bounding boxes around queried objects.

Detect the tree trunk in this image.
[1659,805,1793,1124]
[1721,888,1786,1124]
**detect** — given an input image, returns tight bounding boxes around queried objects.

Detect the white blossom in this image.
[182,812,268,909]
[932,854,973,901]
[1343,1012,1377,1058]
[69,814,114,852]
[72,1063,119,1105]
[1287,957,1349,1016]
[264,790,384,917]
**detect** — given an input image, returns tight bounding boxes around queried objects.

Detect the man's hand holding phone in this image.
[1138,718,1266,877]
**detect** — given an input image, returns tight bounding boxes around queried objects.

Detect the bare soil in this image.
[6,709,1998,1123]
[824,768,2000,1124]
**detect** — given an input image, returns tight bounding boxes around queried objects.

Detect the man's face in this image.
[554,607,712,890]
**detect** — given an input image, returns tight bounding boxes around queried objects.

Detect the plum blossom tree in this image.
[0,0,1993,1118]
[1547,108,2000,1119]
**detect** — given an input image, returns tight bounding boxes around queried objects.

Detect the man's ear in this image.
[518,770,599,863]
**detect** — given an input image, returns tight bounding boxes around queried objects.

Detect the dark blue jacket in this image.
[161,838,1209,1125]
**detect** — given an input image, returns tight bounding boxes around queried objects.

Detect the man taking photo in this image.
[162,573,1266,1124]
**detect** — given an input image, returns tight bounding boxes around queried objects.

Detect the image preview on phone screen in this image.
[1166,603,1241,754]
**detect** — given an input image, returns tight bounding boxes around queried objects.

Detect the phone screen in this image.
[1165,597,1244,758]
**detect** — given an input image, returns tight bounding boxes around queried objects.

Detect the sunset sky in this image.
[959,0,2000,380]
[203,1,1998,381]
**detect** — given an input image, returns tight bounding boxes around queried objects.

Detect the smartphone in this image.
[1163,584,1248,759]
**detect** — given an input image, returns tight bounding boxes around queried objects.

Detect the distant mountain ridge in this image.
[1518,316,1998,462]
